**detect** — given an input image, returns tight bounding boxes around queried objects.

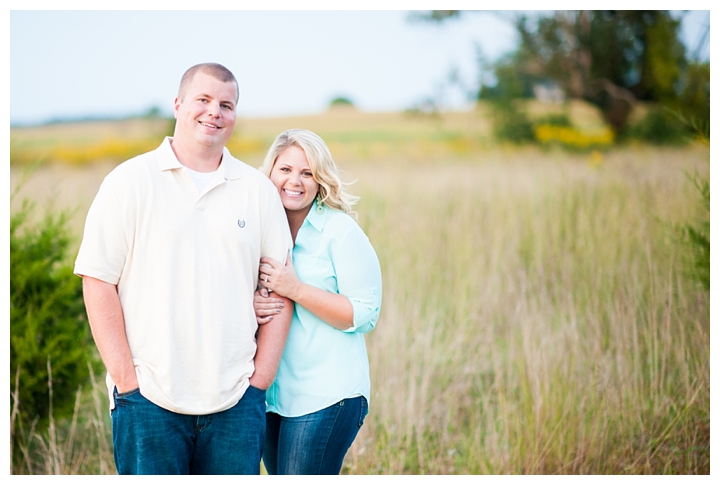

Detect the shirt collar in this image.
[156,137,242,181]
[304,200,328,232]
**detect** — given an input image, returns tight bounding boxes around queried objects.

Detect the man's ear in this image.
[173,97,181,119]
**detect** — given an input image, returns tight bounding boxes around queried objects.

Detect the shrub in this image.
[489,104,535,144]
[10,197,97,435]
[676,61,710,135]
[678,115,710,292]
[627,107,689,145]
[681,170,709,291]
[329,96,355,108]
[534,113,572,127]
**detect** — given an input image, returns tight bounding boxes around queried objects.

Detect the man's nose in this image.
[207,101,221,117]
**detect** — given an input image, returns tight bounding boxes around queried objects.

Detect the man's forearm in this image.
[249,295,293,390]
[82,276,138,392]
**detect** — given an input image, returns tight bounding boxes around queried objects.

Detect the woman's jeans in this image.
[111,385,266,475]
[263,396,368,475]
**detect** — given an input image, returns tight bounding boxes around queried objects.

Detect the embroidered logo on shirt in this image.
[237,219,246,228]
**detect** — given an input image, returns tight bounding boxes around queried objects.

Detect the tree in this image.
[515,11,687,132]
[675,60,710,134]
[328,96,356,109]
[423,10,704,134]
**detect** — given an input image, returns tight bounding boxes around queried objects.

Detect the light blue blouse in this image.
[265,202,382,417]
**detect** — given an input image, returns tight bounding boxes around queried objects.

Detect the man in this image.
[74,63,294,474]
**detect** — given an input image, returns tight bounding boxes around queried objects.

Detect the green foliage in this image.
[489,101,611,148]
[10,197,97,432]
[490,105,535,144]
[682,171,710,291]
[516,11,687,102]
[409,10,460,23]
[637,12,687,101]
[479,54,536,101]
[678,117,710,292]
[329,96,355,108]
[481,55,537,144]
[627,107,690,145]
[675,61,710,134]
[476,11,691,133]
[534,112,572,127]
[426,10,707,135]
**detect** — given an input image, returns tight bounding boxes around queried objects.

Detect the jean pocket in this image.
[248,384,267,395]
[115,387,140,398]
[113,387,141,408]
[358,396,369,428]
[245,385,267,407]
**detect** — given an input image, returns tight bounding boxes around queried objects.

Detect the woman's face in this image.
[269,145,320,216]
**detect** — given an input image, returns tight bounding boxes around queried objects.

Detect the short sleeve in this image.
[332,222,382,334]
[73,175,129,284]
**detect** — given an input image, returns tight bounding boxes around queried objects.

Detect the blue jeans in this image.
[111,385,266,475]
[263,396,368,475]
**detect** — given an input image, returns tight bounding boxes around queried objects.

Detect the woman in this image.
[254,129,382,475]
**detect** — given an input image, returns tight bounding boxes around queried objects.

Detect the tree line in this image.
[423,10,709,138]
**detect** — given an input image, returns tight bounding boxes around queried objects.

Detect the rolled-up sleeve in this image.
[333,224,382,334]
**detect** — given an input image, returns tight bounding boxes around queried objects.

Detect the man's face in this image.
[173,72,237,150]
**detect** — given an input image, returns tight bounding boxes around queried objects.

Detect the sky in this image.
[7,7,712,126]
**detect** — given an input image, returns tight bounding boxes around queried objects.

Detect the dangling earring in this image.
[316,192,325,214]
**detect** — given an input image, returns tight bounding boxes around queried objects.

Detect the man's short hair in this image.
[178,63,239,103]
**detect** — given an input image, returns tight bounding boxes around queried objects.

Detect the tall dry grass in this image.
[10,363,115,474]
[344,146,709,474]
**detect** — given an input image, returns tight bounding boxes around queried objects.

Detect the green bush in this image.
[10,198,97,433]
[489,103,535,144]
[534,113,572,127]
[680,113,709,292]
[627,107,689,145]
[682,170,709,291]
[676,61,710,135]
[329,96,355,108]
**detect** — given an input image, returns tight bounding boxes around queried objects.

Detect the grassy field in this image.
[9,104,710,474]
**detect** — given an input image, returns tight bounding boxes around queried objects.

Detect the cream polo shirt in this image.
[74,137,292,415]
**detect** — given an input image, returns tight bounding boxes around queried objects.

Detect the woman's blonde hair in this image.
[259,129,359,217]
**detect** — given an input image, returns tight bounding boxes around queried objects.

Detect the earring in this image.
[316,193,324,214]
